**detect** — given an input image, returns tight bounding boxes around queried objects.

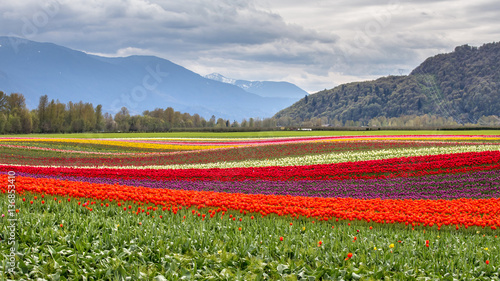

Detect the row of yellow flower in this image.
[0,138,231,151]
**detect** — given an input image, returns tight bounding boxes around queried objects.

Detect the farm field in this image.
[1,132,500,280]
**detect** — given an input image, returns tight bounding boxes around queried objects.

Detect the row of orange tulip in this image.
[3,175,499,229]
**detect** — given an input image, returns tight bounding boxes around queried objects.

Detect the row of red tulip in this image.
[2,150,499,181]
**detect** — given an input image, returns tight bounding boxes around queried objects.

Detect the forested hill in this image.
[274,42,500,125]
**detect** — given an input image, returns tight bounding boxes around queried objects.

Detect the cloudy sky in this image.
[1,0,499,93]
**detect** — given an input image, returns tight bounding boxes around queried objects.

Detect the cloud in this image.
[0,0,499,93]
[45,0,336,51]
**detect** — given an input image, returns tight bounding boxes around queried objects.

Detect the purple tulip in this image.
[6,170,499,200]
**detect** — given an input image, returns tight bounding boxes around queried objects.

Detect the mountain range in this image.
[275,42,500,125]
[0,36,306,121]
[204,73,307,99]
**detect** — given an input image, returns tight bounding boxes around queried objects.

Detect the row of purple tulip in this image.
[7,170,499,200]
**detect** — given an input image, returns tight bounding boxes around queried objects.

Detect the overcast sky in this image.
[1,0,499,93]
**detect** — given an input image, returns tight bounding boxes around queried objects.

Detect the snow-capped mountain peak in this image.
[204,73,237,84]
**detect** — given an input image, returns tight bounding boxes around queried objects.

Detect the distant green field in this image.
[2,130,500,138]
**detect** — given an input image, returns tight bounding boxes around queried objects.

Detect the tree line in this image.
[0,91,498,135]
[0,92,280,134]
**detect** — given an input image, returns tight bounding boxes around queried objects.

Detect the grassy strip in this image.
[1,193,498,280]
[3,130,500,139]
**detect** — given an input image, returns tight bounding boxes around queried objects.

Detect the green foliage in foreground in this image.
[4,130,500,139]
[1,193,499,280]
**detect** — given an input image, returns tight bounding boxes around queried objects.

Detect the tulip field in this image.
[1,132,500,280]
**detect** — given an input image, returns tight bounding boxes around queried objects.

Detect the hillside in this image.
[0,37,303,120]
[274,42,500,124]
